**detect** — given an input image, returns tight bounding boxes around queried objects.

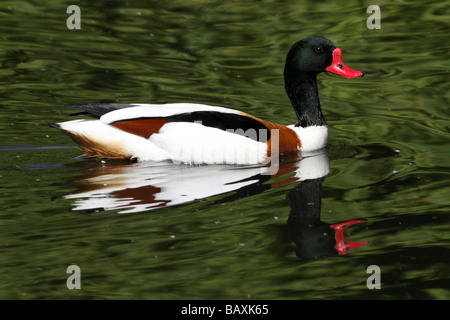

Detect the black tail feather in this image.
[65,103,133,118]
[48,123,61,129]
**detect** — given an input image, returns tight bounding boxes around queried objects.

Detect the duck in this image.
[49,36,364,165]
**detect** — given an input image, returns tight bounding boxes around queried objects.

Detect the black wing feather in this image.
[65,103,134,118]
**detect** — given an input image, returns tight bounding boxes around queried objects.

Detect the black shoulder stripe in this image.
[166,111,270,142]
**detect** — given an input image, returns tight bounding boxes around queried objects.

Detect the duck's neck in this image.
[284,72,327,127]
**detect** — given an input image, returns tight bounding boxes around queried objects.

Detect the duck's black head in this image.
[285,36,364,78]
[285,37,335,75]
[284,36,364,127]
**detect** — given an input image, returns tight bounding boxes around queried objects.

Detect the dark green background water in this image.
[0,0,449,299]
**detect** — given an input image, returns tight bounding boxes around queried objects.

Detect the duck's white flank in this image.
[148,122,267,164]
[56,118,267,164]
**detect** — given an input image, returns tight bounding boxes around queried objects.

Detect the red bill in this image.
[325,48,364,79]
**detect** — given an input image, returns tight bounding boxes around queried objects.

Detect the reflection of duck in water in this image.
[62,149,330,214]
[61,149,367,259]
[287,174,368,260]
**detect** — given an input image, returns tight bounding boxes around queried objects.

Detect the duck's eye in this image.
[314,47,323,54]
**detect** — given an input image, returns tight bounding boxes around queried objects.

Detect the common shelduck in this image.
[49,37,364,164]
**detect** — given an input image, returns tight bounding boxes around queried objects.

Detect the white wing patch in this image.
[100,103,240,124]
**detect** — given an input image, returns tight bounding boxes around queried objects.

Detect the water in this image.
[0,0,449,300]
